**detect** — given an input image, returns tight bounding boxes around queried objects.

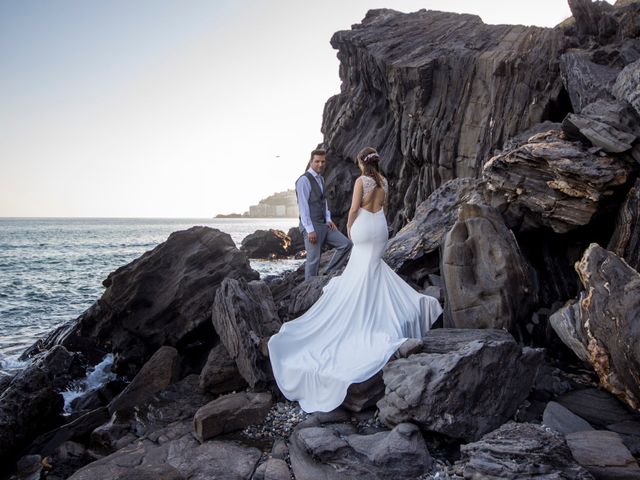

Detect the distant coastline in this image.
[215,189,298,219]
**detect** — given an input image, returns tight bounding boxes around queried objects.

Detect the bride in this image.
[268,147,443,413]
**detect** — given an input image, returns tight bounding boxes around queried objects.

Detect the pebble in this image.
[242,400,309,440]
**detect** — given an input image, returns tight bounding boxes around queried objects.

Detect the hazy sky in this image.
[1,0,586,218]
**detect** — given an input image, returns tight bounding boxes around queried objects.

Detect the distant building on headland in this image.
[215,189,299,218]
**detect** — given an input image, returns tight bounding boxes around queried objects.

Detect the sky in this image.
[0,0,590,218]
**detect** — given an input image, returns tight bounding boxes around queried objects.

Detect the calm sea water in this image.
[0,217,301,366]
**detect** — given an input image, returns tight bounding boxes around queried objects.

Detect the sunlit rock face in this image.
[322,8,568,232]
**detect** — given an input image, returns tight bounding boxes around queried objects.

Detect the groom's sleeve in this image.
[296,177,314,233]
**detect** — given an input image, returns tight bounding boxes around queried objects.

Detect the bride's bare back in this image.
[360,175,388,213]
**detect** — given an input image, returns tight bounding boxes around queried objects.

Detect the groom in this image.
[296,149,352,280]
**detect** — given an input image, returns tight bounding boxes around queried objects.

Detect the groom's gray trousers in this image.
[302,224,352,280]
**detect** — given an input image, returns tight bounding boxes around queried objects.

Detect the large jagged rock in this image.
[451,422,593,479]
[609,178,640,270]
[550,244,640,410]
[560,51,618,113]
[321,9,567,232]
[240,229,291,259]
[66,420,262,480]
[383,178,482,280]
[198,343,247,395]
[288,422,432,480]
[211,278,281,387]
[27,227,259,377]
[613,58,640,116]
[377,329,543,441]
[483,130,630,233]
[441,202,538,334]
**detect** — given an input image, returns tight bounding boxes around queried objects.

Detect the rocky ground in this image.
[3,1,640,479]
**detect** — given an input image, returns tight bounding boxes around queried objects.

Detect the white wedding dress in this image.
[268,176,443,413]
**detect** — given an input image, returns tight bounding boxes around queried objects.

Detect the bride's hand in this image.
[347,227,351,240]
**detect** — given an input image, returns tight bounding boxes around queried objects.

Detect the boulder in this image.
[289,422,432,480]
[241,229,291,259]
[321,9,566,232]
[613,58,640,116]
[211,279,281,387]
[286,274,333,319]
[543,401,594,435]
[483,130,630,233]
[559,51,618,113]
[383,178,483,281]
[341,371,384,413]
[286,226,305,256]
[198,343,247,395]
[193,391,273,442]
[608,178,640,271]
[565,430,640,479]
[377,329,543,441]
[30,227,259,377]
[66,420,262,480]
[550,244,640,410]
[108,346,179,415]
[251,458,291,480]
[452,422,593,479]
[441,202,538,334]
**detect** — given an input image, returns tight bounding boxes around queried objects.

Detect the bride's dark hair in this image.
[356,147,384,188]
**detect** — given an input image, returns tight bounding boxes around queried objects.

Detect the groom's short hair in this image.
[309,149,326,161]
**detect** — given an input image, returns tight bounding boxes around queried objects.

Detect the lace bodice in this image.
[361,175,388,202]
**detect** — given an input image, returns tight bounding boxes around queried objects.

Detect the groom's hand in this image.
[327,220,337,231]
[308,231,317,244]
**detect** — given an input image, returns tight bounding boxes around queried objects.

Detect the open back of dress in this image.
[268,175,442,412]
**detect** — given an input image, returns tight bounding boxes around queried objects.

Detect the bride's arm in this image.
[347,178,363,239]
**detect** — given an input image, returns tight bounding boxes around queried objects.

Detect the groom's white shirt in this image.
[296,168,331,234]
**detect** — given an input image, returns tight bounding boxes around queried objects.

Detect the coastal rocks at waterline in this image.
[441,202,538,334]
[211,278,281,388]
[550,244,640,410]
[28,227,259,377]
[241,229,291,259]
[288,422,432,480]
[377,329,544,441]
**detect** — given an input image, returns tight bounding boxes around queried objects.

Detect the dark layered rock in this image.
[441,202,538,334]
[108,346,179,415]
[613,58,640,116]
[560,51,618,113]
[240,229,291,259]
[192,391,273,442]
[289,422,432,480]
[565,430,640,479]
[341,371,384,412]
[198,342,247,395]
[322,9,567,232]
[211,278,281,387]
[286,226,305,256]
[451,422,593,479]
[483,130,630,233]
[252,458,291,480]
[29,227,259,377]
[543,401,594,435]
[66,420,262,480]
[286,274,333,319]
[377,329,543,441]
[550,244,640,410]
[608,178,640,270]
[383,178,482,281]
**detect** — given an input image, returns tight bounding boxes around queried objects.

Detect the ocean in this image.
[0,217,301,369]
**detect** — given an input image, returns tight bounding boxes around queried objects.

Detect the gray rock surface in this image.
[441,202,538,334]
[613,58,640,116]
[212,278,281,387]
[550,244,640,410]
[377,329,543,441]
[566,430,640,479]
[198,342,247,394]
[543,401,594,435]
[241,229,291,259]
[193,391,273,442]
[289,422,432,480]
[608,178,640,271]
[452,422,593,479]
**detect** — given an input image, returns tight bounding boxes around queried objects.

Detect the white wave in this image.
[61,353,116,414]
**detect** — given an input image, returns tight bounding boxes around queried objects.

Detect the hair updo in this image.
[356,146,383,188]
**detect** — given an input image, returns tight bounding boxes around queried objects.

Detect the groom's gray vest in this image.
[297,172,326,231]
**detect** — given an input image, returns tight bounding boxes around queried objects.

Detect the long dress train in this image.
[267,206,443,413]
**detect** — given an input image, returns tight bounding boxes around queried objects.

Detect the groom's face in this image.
[310,155,326,175]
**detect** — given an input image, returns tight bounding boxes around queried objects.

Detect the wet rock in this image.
[289,422,432,480]
[441,202,538,335]
[211,279,281,387]
[543,401,594,435]
[198,342,247,395]
[550,244,640,410]
[193,391,273,442]
[108,346,179,415]
[241,229,291,259]
[452,422,593,479]
[37,227,259,377]
[377,329,543,441]
[483,130,630,233]
[566,430,640,479]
